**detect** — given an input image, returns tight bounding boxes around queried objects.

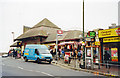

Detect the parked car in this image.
[2,54,8,58]
[23,44,53,64]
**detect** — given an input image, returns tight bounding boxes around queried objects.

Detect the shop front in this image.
[58,41,82,62]
[98,27,120,64]
[85,31,101,69]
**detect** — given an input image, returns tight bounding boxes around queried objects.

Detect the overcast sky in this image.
[0,0,119,52]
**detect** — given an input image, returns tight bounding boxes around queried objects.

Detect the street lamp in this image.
[12,32,14,42]
[82,0,85,69]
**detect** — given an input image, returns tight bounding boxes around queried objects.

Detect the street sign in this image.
[57,30,63,36]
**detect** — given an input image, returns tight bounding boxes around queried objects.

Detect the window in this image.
[35,49,39,55]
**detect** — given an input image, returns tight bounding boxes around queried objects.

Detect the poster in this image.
[87,49,91,57]
[111,48,118,62]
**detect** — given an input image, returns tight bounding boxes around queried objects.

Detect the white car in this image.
[2,54,8,57]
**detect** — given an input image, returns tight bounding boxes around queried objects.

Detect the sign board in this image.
[95,41,100,45]
[88,31,96,37]
[103,37,120,43]
[87,35,94,38]
[111,48,118,62]
[57,30,63,36]
[82,42,85,45]
[85,37,91,41]
[87,49,91,57]
[90,31,96,37]
[98,28,120,38]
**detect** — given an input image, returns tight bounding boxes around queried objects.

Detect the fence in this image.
[55,56,120,76]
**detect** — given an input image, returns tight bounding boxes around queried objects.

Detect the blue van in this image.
[23,44,53,64]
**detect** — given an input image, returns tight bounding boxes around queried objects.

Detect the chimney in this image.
[109,23,116,29]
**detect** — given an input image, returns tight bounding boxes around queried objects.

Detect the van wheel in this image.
[37,58,41,64]
[49,61,51,64]
[24,57,28,62]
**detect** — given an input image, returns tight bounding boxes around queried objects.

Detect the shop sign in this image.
[90,31,96,37]
[103,37,120,43]
[82,42,85,45]
[87,35,94,38]
[95,41,100,45]
[88,31,96,37]
[85,37,91,41]
[98,28,120,38]
[111,48,118,62]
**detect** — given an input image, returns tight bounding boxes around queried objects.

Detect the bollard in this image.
[76,58,77,68]
[107,61,109,73]
[98,60,100,69]
[68,57,71,66]
[74,57,76,68]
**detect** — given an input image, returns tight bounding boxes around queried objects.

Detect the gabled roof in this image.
[32,18,61,29]
[10,42,17,47]
[15,18,61,40]
[15,27,48,40]
[43,30,83,43]
[61,30,83,40]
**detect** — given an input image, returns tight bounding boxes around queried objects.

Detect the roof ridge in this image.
[32,18,61,29]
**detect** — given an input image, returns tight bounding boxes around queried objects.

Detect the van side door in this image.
[29,49,35,60]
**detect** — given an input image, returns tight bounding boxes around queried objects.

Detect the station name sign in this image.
[57,30,63,36]
[98,28,120,38]
[103,37,120,43]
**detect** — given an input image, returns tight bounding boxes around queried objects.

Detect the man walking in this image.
[77,50,82,68]
[104,51,111,69]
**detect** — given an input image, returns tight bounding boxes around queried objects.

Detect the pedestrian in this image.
[61,48,65,59]
[104,51,111,69]
[15,50,17,59]
[77,50,82,68]
[53,48,56,59]
[13,49,15,57]
[72,48,76,58]
[50,49,53,56]
[58,49,61,60]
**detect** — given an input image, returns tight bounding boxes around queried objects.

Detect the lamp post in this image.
[82,0,85,69]
[11,32,14,42]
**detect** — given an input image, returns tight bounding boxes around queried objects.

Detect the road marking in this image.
[41,72,54,77]
[18,66,23,69]
[35,71,40,72]
[28,70,33,72]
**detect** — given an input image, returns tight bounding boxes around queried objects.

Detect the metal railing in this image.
[55,56,120,76]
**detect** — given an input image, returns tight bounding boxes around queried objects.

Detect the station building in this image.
[12,18,84,53]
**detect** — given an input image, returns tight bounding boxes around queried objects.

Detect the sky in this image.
[0,0,119,52]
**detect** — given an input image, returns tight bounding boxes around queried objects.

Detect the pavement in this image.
[51,59,120,78]
[1,57,105,78]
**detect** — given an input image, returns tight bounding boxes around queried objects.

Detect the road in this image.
[2,57,106,78]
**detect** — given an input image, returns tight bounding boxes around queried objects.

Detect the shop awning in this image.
[58,42,74,45]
